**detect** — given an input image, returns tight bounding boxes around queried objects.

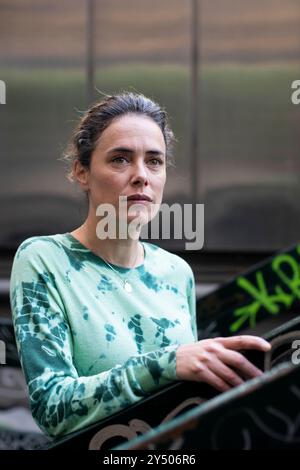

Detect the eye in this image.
[112,156,128,164]
[148,158,163,166]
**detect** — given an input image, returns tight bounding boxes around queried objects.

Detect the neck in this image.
[71,218,144,268]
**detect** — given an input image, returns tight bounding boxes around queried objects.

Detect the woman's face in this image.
[76,113,167,229]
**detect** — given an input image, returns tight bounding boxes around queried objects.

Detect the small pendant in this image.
[124,281,132,293]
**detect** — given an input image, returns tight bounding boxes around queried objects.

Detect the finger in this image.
[209,357,244,387]
[217,335,271,352]
[196,367,231,393]
[219,348,264,379]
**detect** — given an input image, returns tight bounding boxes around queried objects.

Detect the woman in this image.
[9,92,270,438]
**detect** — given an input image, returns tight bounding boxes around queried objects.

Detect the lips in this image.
[127,194,152,202]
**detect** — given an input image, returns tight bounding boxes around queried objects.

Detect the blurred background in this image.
[0,0,300,448]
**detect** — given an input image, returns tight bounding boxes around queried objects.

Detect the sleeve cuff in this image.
[134,343,181,394]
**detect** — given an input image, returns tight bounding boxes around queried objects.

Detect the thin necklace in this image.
[101,243,143,293]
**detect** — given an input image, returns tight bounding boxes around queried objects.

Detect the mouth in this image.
[127,200,151,206]
[126,194,153,202]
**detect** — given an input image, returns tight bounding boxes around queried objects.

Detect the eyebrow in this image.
[107,147,165,157]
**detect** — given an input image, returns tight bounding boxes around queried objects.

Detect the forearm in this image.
[29,344,180,437]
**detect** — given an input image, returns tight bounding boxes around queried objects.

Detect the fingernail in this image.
[261,340,271,351]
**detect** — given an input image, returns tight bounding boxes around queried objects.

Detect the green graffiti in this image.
[230,250,300,333]
[272,254,300,299]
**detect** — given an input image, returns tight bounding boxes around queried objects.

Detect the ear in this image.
[73,160,90,192]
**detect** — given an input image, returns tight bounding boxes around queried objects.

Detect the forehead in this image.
[96,114,166,152]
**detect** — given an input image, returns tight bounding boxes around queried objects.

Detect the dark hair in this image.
[63,92,176,185]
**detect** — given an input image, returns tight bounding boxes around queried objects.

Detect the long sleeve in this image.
[186,268,198,341]
[9,242,180,438]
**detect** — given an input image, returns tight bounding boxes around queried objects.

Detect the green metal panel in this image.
[197,242,300,337]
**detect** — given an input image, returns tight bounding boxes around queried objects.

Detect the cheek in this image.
[155,174,166,192]
[90,171,121,190]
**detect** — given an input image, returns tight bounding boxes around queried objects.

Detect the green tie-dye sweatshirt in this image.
[9,233,197,438]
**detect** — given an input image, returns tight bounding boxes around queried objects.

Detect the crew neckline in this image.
[63,232,146,273]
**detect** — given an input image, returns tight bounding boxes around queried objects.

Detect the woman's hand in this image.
[175,336,271,392]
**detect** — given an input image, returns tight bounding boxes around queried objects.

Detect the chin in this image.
[127,214,149,226]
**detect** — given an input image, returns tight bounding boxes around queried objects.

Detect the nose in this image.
[130,160,149,187]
